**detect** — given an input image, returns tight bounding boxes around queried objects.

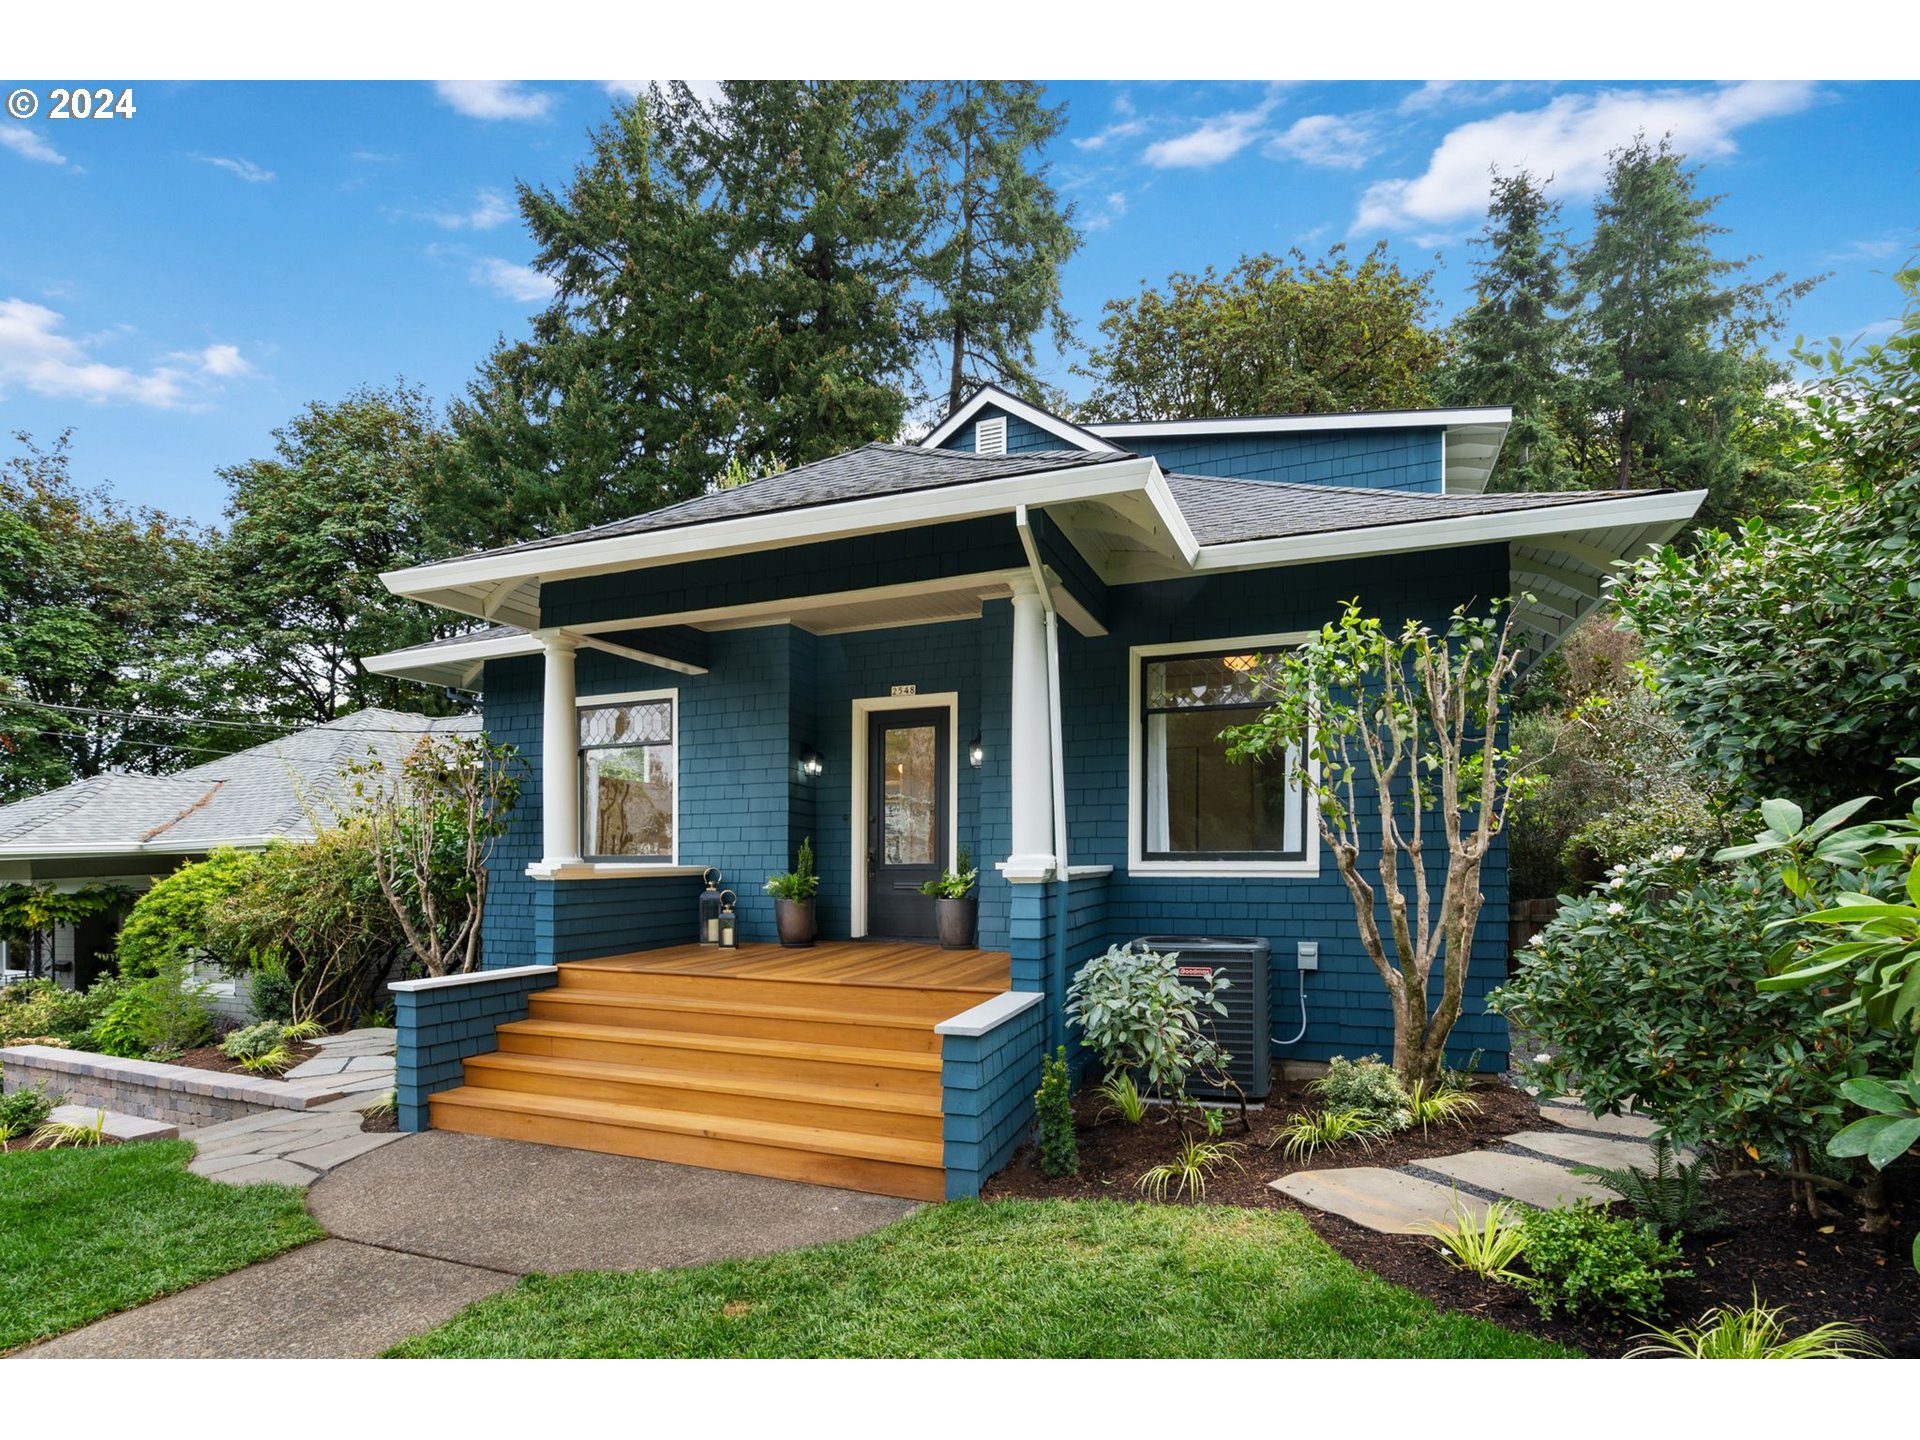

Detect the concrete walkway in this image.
[1271,1098,1669,1233]
[19,1131,917,1359]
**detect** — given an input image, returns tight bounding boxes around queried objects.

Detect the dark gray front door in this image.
[866,708,950,940]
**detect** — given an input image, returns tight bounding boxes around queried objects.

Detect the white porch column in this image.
[536,630,581,872]
[1003,574,1057,880]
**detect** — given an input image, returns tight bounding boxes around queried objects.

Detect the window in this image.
[1138,647,1307,864]
[579,696,676,861]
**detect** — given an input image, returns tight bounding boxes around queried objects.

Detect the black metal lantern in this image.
[698,867,724,945]
[716,889,739,949]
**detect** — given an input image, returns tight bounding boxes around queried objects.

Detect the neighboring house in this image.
[0,708,478,1008]
[367,385,1704,1200]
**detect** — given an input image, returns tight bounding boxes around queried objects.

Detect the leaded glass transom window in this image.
[579,698,676,860]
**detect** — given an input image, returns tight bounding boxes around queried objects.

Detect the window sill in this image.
[526,862,709,881]
[1127,859,1321,879]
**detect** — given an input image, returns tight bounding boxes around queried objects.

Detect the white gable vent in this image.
[973,415,1008,456]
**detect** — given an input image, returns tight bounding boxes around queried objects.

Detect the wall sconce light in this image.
[799,745,824,780]
[968,733,984,769]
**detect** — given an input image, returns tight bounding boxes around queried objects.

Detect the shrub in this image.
[207,824,405,1032]
[1488,849,1870,1169]
[88,959,213,1059]
[113,849,256,978]
[1573,1138,1720,1236]
[248,957,295,1023]
[1065,943,1231,1102]
[1034,1045,1078,1178]
[1520,1202,1690,1318]
[221,1021,286,1062]
[1311,1055,1412,1130]
[0,977,120,1048]
[0,1085,54,1140]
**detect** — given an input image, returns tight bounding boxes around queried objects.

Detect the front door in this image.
[865,707,951,940]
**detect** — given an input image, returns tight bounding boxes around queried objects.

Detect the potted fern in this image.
[919,849,979,950]
[764,836,819,948]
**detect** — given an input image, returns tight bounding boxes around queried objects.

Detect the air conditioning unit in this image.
[1133,935,1272,1102]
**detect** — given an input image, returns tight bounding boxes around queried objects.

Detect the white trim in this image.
[934,987,1044,1037]
[526,862,708,881]
[849,690,961,939]
[577,686,680,867]
[382,456,1156,611]
[578,634,708,676]
[389,964,556,994]
[1086,407,1513,439]
[1126,632,1322,880]
[919,385,1122,454]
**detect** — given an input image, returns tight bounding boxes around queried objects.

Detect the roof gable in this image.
[917,384,1120,455]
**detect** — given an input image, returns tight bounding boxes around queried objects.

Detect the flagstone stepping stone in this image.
[1537,1101,1662,1140]
[1269,1166,1491,1234]
[1415,1150,1614,1209]
[46,1105,178,1143]
[1504,1128,1663,1170]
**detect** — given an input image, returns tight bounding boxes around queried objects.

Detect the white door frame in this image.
[850,691,961,939]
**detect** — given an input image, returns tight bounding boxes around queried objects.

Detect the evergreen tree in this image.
[447,83,926,540]
[1569,135,1817,522]
[1442,169,1577,492]
[915,81,1081,413]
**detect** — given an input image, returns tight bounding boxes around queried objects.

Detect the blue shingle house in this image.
[368,386,1703,1200]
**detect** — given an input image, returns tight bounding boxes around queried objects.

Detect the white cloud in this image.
[471,257,555,304]
[1396,81,1536,116]
[194,343,252,378]
[0,298,194,408]
[1142,100,1275,168]
[434,81,556,121]
[1356,81,1817,235]
[198,154,275,183]
[1073,116,1148,152]
[428,188,514,230]
[1265,114,1378,170]
[1,126,67,166]
[1083,191,1129,233]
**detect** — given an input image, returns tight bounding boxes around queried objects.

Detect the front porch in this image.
[402,941,1034,1202]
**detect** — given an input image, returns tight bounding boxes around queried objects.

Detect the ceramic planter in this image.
[774,897,816,948]
[935,895,978,950]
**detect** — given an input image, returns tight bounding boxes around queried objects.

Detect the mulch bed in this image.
[985,1073,1920,1356]
[2,1134,123,1153]
[986,1073,1541,1210]
[166,1041,322,1079]
[360,1107,399,1134]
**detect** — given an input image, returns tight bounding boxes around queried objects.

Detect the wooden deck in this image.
[565,941,1011,995]
[427,941,1012,1200]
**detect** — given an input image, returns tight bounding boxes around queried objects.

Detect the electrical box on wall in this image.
[1296,941,1320,972]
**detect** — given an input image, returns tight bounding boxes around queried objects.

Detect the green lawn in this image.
[390,1198,1572,1358]
[0,1139,323,1351]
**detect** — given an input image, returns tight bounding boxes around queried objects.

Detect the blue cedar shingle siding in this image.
[478,537,1512,1070]
[941,997,1046,1198]
[937,404,1065,456]
[1121,427,1446,493]
[393,968,558,1131]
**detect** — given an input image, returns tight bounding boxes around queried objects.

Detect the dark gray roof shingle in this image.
[1164,471,1667,545]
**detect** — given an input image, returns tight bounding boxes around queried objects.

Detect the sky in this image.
[1,78,1916,525]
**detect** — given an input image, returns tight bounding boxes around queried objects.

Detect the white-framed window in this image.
[1126,634,1318,877]
[578,689,678,862]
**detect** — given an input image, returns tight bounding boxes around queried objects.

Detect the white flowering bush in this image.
[1310,1054,1413,1131]
[1489,849,1881,1168]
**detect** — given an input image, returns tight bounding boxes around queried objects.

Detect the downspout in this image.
[1015,505,1072,1049]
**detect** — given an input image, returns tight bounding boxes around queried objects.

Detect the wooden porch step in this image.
[556,962,992,1020]
[461,1051,943,1141]
[496,1017,944,1094]
[429,1085,947,1202]
[527,987,942,1053]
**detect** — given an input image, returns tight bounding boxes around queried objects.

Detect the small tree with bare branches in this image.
[1225,597,1530,1088]
[345,734,522,977]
